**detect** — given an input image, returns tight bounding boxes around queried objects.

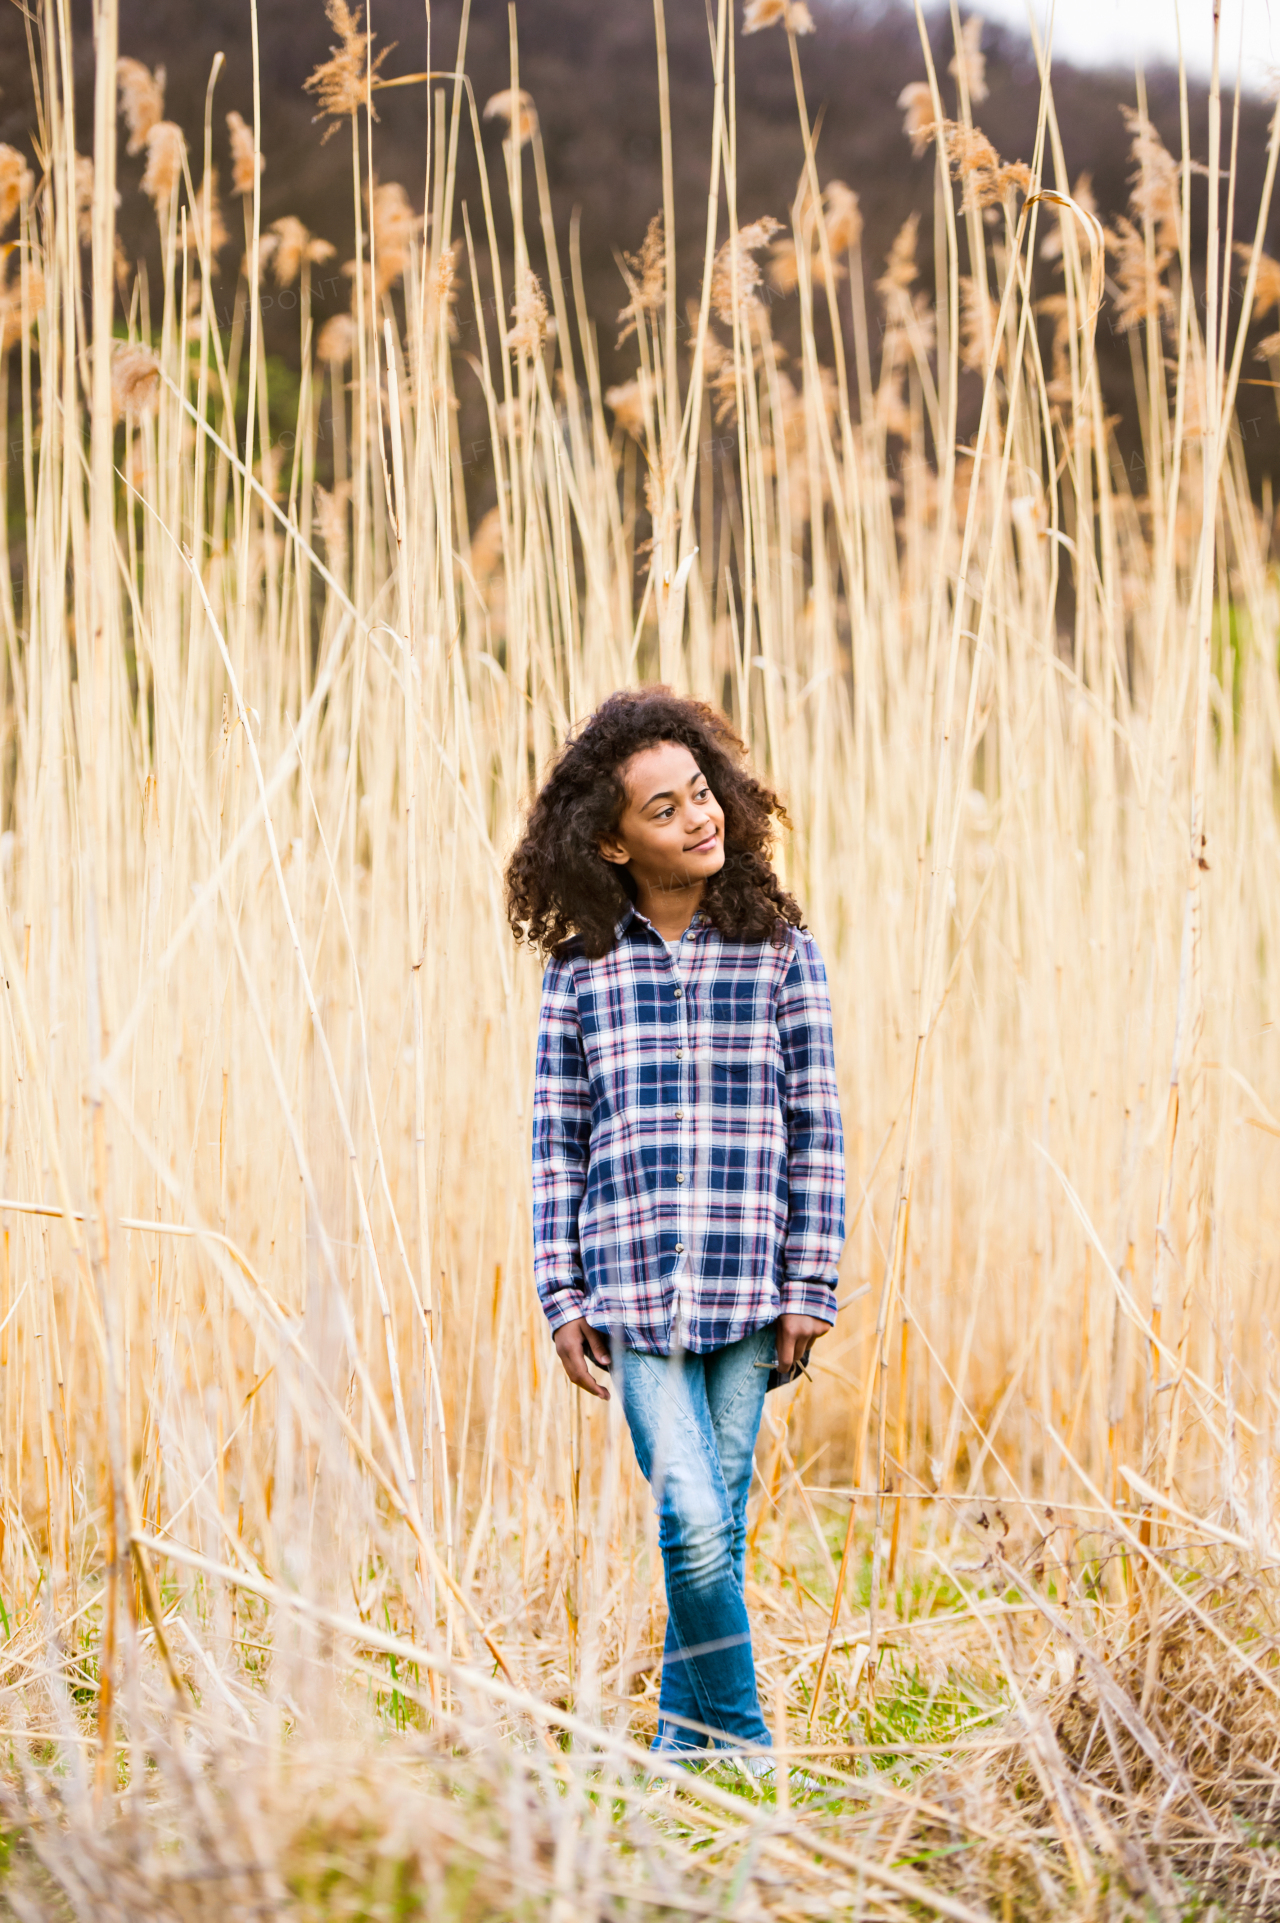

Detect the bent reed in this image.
[0,0,1277,1914]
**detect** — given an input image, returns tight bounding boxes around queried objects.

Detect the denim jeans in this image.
[618,1323,775,1754]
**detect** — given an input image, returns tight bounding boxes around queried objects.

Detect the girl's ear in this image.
[598,836,629,868]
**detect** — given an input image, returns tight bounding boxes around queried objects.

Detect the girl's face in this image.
[598,741,726,894]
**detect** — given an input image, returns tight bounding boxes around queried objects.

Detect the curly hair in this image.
[505,687,804,958]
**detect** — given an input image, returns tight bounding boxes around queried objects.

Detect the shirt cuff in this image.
[779,1276,838,1325]
[541,1287,590,1334]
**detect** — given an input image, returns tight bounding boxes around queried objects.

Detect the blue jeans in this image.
[617,1323,775,1754]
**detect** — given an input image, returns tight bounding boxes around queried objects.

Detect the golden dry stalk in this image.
[188,170,229,259]
[949,12,988,105]
[1040,171,1096,262]
[74,153,95,245]
[343,256,378,316]
[959,274,1001,372]
[1036,291,1074,403]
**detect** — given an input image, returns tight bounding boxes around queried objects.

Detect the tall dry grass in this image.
[0,0,1279,1913]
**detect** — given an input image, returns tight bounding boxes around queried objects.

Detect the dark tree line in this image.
[3,0,1278,499]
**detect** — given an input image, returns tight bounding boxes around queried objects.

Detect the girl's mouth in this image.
[686,831,718,854]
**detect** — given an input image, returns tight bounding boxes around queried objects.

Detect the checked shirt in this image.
[531,905,846,1355]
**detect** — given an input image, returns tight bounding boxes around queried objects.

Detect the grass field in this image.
[0,0,1279,1914]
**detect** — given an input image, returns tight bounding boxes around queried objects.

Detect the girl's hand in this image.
[553,1317,613,1400]
[776,1312,829,1376]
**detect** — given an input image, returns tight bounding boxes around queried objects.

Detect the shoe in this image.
[725,1753,830,1796]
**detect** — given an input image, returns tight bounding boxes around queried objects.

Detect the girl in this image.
[506,687,845,1766]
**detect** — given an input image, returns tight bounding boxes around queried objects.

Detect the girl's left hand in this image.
[775,1312,830,1375]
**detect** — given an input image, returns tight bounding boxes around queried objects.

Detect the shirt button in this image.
[674,1109,684,1120]
[673,987,682,998]
[676,1172,685,1184]
[675,1049,684,1059]
[674,1243,684,1255]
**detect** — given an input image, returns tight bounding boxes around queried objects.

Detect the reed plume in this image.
[74,153,95,244]
[0,146,32,232]
[117,56,165,156]
[316,310,356,364]
[898,82,938,156]
[140,121,185,213]
[605,374,656,439]
[710,216,782,325]
[110,341,161,418]
[506,270,549,356]
[949,13,988,105]
[742,0,816,34]
[0,255,44,352]
[483,89,538,149]
[226,111,263,196]
[305,0,389,138]
[616,214,666,347]
[263,215,336,287]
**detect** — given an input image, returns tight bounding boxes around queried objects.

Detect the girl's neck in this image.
[635,878,705,942]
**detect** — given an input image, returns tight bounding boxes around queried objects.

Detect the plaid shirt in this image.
[531,905,845,1355]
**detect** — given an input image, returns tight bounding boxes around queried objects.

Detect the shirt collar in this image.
[615,903,709,943]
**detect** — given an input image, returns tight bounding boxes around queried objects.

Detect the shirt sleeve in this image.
[531,956,592,1333]
[776,933,846,1323]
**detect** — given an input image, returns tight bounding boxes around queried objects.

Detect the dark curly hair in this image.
[505,687,804,958]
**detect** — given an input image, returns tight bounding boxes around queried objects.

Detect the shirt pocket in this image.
[696,985,778,1091]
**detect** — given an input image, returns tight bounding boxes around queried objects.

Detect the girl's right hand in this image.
[553,1317,613,1400]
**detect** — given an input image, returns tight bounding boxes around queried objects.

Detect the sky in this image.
[962,0,1278,90]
